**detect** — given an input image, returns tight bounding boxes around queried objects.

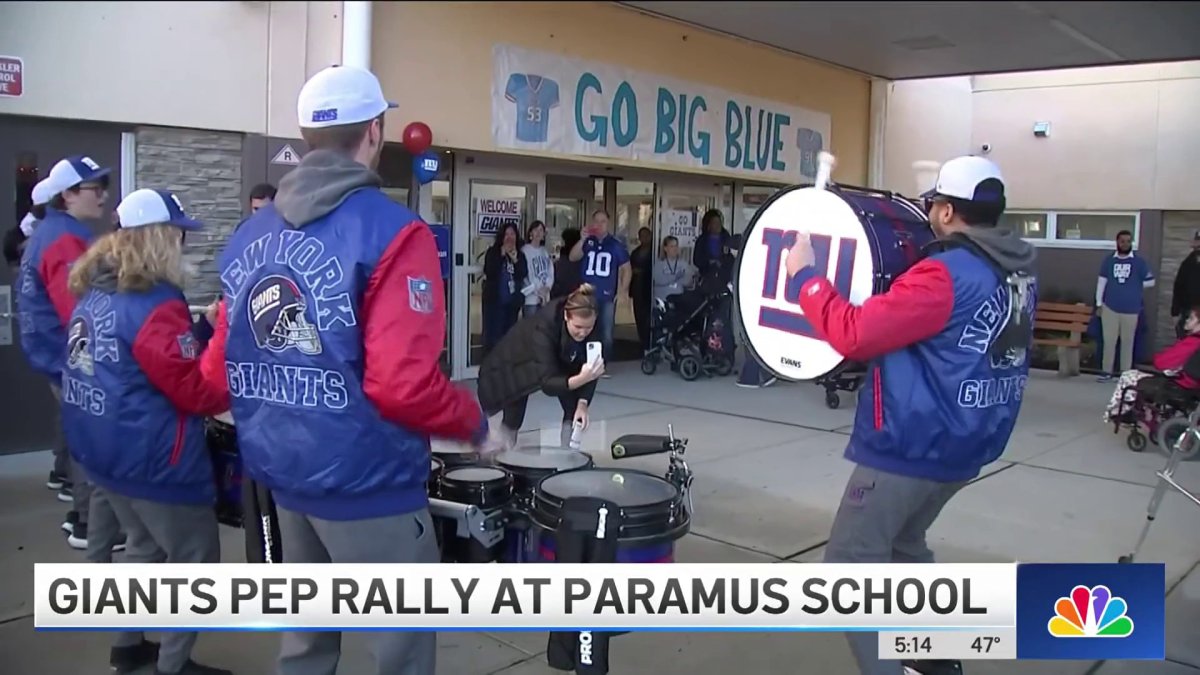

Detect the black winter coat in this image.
[477,298,597,414]
[482,246,529,308]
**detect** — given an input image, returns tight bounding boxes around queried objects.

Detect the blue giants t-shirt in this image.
[505,74,560,143]
[1100,253,1154,314]
[581,235,630,303]
[797,128,824,179]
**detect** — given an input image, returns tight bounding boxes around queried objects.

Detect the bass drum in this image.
[734,183,935,381]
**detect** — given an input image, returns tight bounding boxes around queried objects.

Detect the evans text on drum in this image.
[530,468,689,549]
[495,447,593,501]
[734,183,934,381]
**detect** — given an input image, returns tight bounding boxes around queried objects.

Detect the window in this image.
[1005,210,1139,248]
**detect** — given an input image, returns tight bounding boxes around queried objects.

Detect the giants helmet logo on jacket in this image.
[248,275,322,356]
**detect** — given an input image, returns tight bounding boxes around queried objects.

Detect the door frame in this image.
[655,178,724,264]
[450,154,545,381]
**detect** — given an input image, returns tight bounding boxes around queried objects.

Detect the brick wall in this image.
[1156,211,1200,349]
[134,127,243,305]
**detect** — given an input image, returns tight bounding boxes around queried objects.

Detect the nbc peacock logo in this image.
[1047,585,1135,638]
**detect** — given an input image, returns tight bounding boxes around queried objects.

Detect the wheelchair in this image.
[1110,368,1200,454]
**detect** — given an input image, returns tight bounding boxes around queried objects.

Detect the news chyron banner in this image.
[33,563,1165,661]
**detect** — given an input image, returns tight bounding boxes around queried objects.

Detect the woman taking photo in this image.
[521,219,554,318]
[477,284,607,449]
[62,189,231,675]
[482,222,528,354]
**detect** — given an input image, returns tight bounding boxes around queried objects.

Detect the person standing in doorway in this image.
[200,64,488,675]
[569,209,630,370]
[550,227,582,299]
[652,235,695,304]
[693,209,733,288]
[787,156,1037,675]
[1096,229,1155,382]
[629,226,654,351]
[18,156,125,553]
[247,183,277,213]
[482,222,528,354]
[1171,231,1200,338]
[521,219,554,318]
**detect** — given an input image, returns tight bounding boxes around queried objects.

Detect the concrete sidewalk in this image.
[2,364,1200,674]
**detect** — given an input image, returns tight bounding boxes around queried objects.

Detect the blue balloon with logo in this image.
[413,150,440,185]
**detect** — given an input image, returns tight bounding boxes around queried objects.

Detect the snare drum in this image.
[437,466,514,563]
[735,183,935,381]
[530,468,689,563]
[494,447,594,563]
[205,416,243,528]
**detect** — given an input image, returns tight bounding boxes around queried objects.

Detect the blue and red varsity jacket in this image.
[17,209,93,381]
[795,241,1038,483]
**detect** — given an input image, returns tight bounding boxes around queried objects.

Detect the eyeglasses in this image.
[77,183,108,196]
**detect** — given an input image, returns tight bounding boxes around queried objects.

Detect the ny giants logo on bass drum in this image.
[734,184,934,382]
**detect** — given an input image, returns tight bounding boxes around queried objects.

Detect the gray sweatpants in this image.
[1100,305,1139,374]
[84,487,126,564]
[48,383,92,524]
[277,507,439,675]
[105,492,221,673]
[823,465,969,675]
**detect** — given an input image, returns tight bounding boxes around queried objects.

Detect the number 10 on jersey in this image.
[586,251,613,277]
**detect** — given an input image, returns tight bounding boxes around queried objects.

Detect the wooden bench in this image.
[1033,302,1094,377]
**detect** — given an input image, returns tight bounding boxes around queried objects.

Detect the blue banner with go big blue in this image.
[490,44,832,183]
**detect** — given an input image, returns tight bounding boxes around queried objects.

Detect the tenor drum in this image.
[494,447,594,563]
[437,466,514,563]
[433,445,481,469]
[205,416,243,528]
[530,468,688,563]
[428,457,444,497]
[734,184,935,381]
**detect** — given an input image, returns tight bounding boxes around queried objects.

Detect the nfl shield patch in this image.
[408,277,433,314]
[177,332,199,360]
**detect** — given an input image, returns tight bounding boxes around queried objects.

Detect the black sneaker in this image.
[47,470,67,490]
[154,660,232,675]
[903,660,964,675]
[56,485,73,503]
[111,640,159,673]
[61,510,79,535]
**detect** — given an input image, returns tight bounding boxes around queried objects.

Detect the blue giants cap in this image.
[116,189,203,231]
[39,155,112,200]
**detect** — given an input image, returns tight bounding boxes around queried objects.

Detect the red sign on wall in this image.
[0,56,24,98]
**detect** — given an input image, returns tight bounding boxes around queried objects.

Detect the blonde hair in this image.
[564,283,597,319]
[69,224,186,295]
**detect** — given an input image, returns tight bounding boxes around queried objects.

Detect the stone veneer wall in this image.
[1156,211,1200,349]
[134,127,243,306]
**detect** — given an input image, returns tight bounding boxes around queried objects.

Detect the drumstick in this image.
[814,151,836,190]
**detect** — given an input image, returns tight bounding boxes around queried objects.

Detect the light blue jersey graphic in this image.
[505,74,560,143]
[797,128,824,179]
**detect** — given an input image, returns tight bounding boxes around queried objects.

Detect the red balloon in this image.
[402,122,433,155]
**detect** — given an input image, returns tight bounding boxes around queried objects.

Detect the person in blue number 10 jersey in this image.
[568,209,630,368]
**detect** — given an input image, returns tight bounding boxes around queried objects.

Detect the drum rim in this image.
[495,448,594,474]
[733,182,928,383]
[440,465,512,485]
[530,467,684,540]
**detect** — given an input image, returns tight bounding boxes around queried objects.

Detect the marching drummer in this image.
[477,283,607,450]
[200,65,487,675]
[785,156,1037,675]
[62,188,231,675]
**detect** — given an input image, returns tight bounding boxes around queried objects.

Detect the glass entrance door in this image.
[657,186,719,274]
[458,179,538,377]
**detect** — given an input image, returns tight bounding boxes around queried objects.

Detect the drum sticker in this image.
[247,274,323,356]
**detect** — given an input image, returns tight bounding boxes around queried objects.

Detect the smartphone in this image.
[586,341,602,366]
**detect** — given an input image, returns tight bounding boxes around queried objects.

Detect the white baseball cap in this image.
[19,212,36,237]
[37,155,112,203]
[921,156,1005,205]
[116,189,203,231]
[297,65,397,129]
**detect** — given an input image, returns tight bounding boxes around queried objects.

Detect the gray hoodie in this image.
[275,150,382,228]
[954,225,1038,275]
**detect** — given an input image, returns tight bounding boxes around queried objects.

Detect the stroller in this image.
[1107,348,1200,453]
[640,279,736,381]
